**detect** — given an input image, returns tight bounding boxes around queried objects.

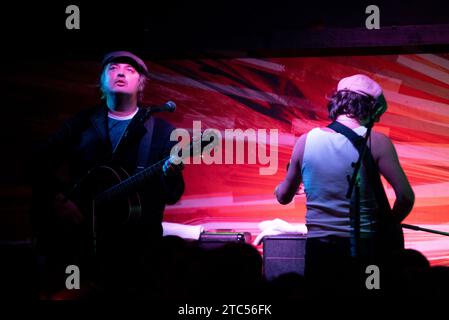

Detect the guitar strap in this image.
[327,121,391,216]
[136,115,155,171]
[328,121,405,255]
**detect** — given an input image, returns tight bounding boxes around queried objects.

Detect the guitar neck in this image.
[95,156,168,203]
[94,134,217,204]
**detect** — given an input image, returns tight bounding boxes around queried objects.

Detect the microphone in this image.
[148,101,176,113]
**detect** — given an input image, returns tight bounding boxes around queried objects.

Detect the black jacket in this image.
[31,105,185,257]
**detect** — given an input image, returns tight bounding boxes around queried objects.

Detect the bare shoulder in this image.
[371,131,393,146]
[291,133,309,166]
[370,131,395,159]
[294,132,309,152]
[297,132,308,144]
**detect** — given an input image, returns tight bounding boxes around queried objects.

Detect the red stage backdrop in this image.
[138,53,449,266]
[20,53,449,266]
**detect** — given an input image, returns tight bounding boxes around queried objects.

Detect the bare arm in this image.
[275,134,307,205]
[371,132,415,223]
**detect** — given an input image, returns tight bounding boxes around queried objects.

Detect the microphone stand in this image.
[401,224,449,237]
[346,115,376,259]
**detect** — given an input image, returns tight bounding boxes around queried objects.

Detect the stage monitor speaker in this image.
[263,234,306,281]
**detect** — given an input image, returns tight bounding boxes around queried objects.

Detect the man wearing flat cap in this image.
[31,51,185,298]
[275,74,414,293]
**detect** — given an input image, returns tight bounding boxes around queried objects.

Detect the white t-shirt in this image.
[302,126,378,238]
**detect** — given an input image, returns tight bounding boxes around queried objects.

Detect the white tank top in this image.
[302,127,378,238]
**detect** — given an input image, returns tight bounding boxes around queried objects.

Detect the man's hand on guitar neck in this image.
[162,157,184,177]
[53,193,84,225]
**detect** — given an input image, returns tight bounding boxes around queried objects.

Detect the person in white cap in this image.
[31,51,185,298]
[275,74,414,293]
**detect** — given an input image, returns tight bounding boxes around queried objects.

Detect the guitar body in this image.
[41,165,143,298]
[52,165,142,262]
[75,165,143,243]
[62,133,218,239]
[83,165,142,229]
[41,134,217,298]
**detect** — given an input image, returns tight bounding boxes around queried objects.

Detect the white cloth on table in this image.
[162,222,204,240]
[253,218,307,245]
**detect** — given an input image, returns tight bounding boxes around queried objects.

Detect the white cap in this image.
[337,74,382,98]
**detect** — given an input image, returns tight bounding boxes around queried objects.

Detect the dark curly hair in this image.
[327,90,378,121]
